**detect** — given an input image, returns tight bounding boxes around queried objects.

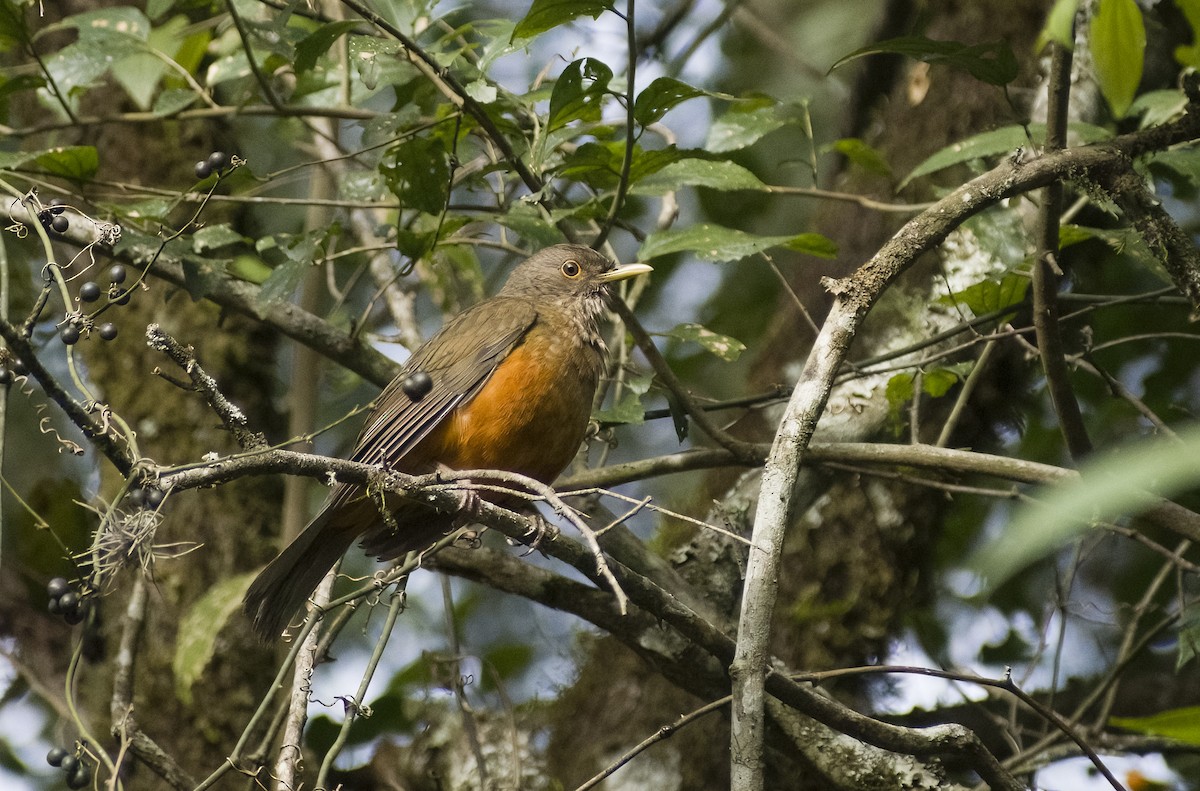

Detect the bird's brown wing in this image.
[350,296,538,470]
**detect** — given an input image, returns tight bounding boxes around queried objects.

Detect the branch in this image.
[337,0,546,197]
[609,298,762,464]
[1032,38,1093,460]
[110,577,196,791]
[1103,161,1200,312]
[0,318,134,474]
[145,324,269,450]
[728,77,1200,791]
[430,540,1019,788]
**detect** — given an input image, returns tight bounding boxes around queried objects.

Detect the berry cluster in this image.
[46,577,88,625]
[126,485,165,510]
[38,198,69,235]
[62,265,132,345]
[195,150,231,180]
[46,746,92,789]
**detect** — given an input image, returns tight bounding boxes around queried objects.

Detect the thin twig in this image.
[573,696,731,791]
[1032,38,1093,460]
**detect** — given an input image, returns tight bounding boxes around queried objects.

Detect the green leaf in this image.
[1176,0,1200,67]
[971,424,1200,589]
[1128,89,1187,128]
[661,323,745,362]
[594,370,652,425]
[228,254,272,284]
[639,223,835,262]
[152,87,199,116]
[1146,147,1200,198]
[35,146,98,180]
[825,138,892,177]
[258,257,309,303]
[633,77,707,127]
[173,572,256,705]
[901,122,1111,186]
[941,274,1029,317]
[1090,0,1145,118]
[193,223,246,253]
[885,373,915,411]
[830,36,1019,86]
[294,20,358,74]
[347,36,407,91]
[782,233,838,258]
[110,14,191,110]
[109,198,171,223]
[0,0,29,52]
[0,150,36,170]
[1178,611,1200,671]
[464,78,497,103]
[495,204,562,247]
[1037,0,1080,52]
[1111,706,1200,745]
[381,136,450,214]
[43,39,113,111]
[1061,225,1164,280]
[556,142,687,189]
[57,7,151,41]
[922,367,961,398]
[548,58,613,131]
[513,0,614,39]
[629,158,767,195]
[705,100,788,153]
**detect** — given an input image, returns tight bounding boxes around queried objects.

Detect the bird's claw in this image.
[510,514,558,556]
[451,488,483,525]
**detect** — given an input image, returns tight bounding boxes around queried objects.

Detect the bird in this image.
[244,244,652,639]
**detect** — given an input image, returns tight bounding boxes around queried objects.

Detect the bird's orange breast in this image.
[420,326,601,483]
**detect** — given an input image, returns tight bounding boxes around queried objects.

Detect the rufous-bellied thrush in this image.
[244,244,652,639]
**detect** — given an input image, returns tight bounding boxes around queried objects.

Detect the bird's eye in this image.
[561,260,581,278]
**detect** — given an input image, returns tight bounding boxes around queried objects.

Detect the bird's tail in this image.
[243,507,356,641]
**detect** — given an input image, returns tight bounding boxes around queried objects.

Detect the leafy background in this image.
[1,0,1200,789]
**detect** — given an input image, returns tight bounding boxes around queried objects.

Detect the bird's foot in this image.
[450,487,483,525]
[510,512,558,556]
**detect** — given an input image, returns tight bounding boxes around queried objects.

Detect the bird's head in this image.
[498,244,652,317]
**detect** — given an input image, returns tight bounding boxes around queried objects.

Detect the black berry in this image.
[58,755,78,775]
[66,762,91,789]
[98,323,118,341]
[47,577,71,598]
[0,367,11,386]
[207,151,228,171]
[46,747,67,767]
[47,597,62,615]
[108,265,127,284]
[50,215,69,233]
[63,605,85,626]
[58,591,79,612]
[60,324,80,345]
[401,370,433,402]
[113,289,132,306]
[144,487,165,508]
[48,198,67,214]
[127,489,146,509]
[79,281,101,302]
[11,359,27,376]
